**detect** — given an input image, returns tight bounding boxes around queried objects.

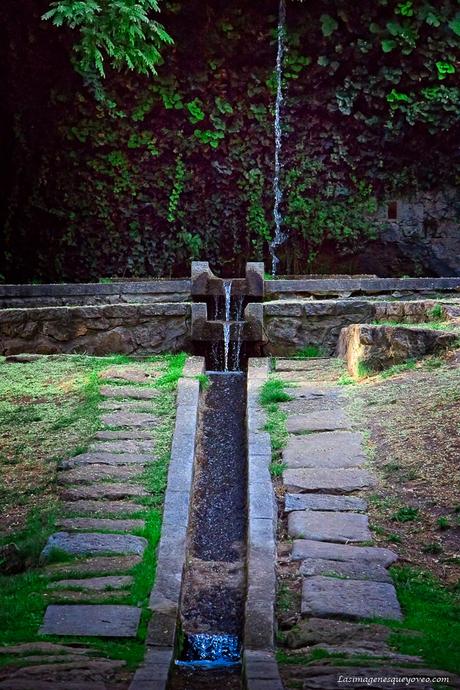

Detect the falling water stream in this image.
[223,280,232,371]
[269,0,287,276]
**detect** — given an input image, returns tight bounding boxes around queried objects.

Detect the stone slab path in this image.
[278,359,402,624]
[276,358,460,689]
[38,364,165,640]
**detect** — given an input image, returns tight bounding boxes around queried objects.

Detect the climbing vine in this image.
[1,0,458,280]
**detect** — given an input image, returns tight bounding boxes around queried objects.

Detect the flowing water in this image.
[170,372,246,689]
[269,0,287,276]
[223,280,232,371]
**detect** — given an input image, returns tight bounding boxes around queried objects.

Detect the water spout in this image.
[269,0,287,276]
[223,280,232,371]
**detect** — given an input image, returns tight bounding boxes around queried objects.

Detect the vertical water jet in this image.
[269,0,287,276]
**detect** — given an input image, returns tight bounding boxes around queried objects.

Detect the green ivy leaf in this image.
[382,39,397,52]
[448,14,460,36]
[320,14,338,37]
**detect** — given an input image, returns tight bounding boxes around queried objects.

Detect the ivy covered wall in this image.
[1,0,459,281]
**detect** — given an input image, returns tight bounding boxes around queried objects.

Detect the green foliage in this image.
[42,0,173,77]
[295,345,324,358]
[167,157,186,223]
[3,0,459,279]
[260,379,292,406]
[391,506,419,522]
[388,566,460,673]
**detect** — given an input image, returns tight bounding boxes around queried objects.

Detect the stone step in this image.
[58,464,143,485]
[99,365,161,383]
[56,518,145,532]
[288,510,371,543]
[0,642,96,656]
[44,555,142,577]
[285,493,367,513]
[101,412,158,428]
[61,500,145,516]
[301,576,402,620]
[95,429,154,441]
[99,400,154,412]
[291,540,398,567]
[284,468,376,493]
[276,360,341,372]
[40,604,141,637]
[41,532,147,559]
[284,617,391,650]
[282,665,455,690]
[45,590,130,604]
[286,410,351,433]
[100,384,159,399]
[61,483,148,501]
[88,440,154,454]
[48,576,133,591]
[61,453,152,469]
[0,682,108,690]
[299,558,392,583]
[283,431,366,469]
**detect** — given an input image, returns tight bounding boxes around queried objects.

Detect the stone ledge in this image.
[244,357,282,690]
[133,361,203,690]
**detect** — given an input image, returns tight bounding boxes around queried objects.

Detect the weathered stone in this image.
[61,500,144,516]
[100,384,159,399]
[338,323,458,377]
[99,366,158,383]
[284,468,376,493]
[283,432,366,469]
[301,576,402,620]
[101,412,158,428]
[285,493,367,513]
[89,440,154,454]
[0,642,94,656]
[299,558,392,583]
[41,532,147,558]
[0,681,108,689]
[295,665,455,689]
[56,518,145,532]
[40,604,141,637]
[286,410,351,433]
[48,576,133,591]
[61,452,151,469]
[285,617,391,650]
[94,430,153,440]
[61,483,148,501]
[58,464,142,484]
[99,400,154,412]
[288,511,371,543]
[291,540,398,567]
[43,555,141,577]
[46,590,129,603]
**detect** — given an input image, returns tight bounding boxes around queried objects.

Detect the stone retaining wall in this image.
[0,280,191,308]
[263,299,460,356]
[338,324,459,376]
[265,277,460,300]
[0,303,191,356]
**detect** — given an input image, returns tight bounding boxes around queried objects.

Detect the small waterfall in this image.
[223,280,232,371]
[234,295,244,372]
[269,0,287,276]
[178,633,241,668]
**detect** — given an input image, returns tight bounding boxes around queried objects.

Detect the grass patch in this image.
[294,345,325,358]
[0,352,184,670]
[260,379,292,405]
[388,566,460,673]
[380,359,417,379]
[260,378,290,476]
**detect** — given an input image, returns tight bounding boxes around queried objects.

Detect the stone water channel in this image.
[169,282,247,689]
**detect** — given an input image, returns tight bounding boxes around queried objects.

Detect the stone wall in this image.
[263,299,460,356]
[0,280,191,309]
[338,324,458,376]
[0,304,191,356]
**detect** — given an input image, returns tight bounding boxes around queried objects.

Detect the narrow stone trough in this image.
[169,372,247,689]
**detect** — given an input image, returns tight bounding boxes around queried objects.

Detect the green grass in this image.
[0,352,184,669]
[294,345,325,358]
[380,358,417,379]
[391,507,419,523]
[388,566,460,673]
[260,379,292,405]
[260,378,290,476]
